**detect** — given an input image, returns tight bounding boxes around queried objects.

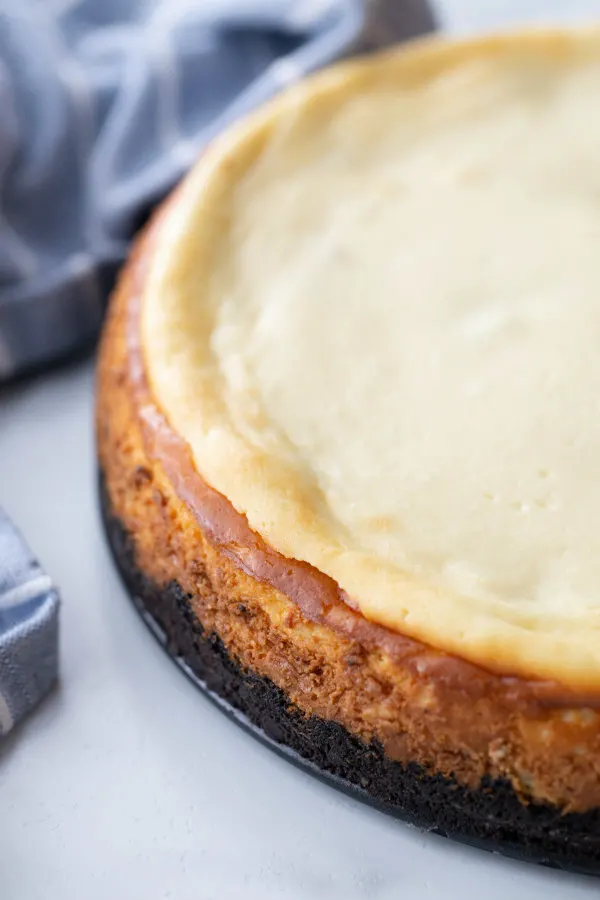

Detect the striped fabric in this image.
[0,0,434,735]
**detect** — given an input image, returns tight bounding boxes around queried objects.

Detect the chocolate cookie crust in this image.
[100,473,600,874]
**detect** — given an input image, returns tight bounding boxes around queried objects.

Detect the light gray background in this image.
[2,2,600,898]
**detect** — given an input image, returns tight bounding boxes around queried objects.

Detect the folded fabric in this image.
[0,0,434,383]
[0,0,434,735]
[0,510,59,735]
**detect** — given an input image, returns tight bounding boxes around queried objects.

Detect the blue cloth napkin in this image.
[0,0,434,735]
[0,510,59,735]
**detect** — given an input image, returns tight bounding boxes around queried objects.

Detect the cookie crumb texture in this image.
[101,475,600,874]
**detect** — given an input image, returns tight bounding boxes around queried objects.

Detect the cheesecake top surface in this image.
[141,29,600,688]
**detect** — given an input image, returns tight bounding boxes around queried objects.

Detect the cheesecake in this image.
[96,28,600,872]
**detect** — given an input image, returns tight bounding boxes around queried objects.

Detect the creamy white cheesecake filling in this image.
[142,30,600,686]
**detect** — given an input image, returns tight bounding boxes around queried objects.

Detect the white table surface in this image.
[2,3,600,898]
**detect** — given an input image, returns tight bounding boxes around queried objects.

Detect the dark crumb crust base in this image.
[100,472,600,876]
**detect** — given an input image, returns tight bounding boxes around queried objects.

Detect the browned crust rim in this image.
[128,211,600,710]
[99,474,600,874]
[97,208,600,814]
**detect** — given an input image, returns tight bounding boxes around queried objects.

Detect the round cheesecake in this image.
[97,28,600,871]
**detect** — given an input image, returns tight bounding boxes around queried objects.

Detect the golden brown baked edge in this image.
[96,212,600,815]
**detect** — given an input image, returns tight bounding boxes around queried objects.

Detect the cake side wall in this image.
[95,225,600,815]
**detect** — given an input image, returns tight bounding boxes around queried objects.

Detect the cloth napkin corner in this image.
[0,509,59,737]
